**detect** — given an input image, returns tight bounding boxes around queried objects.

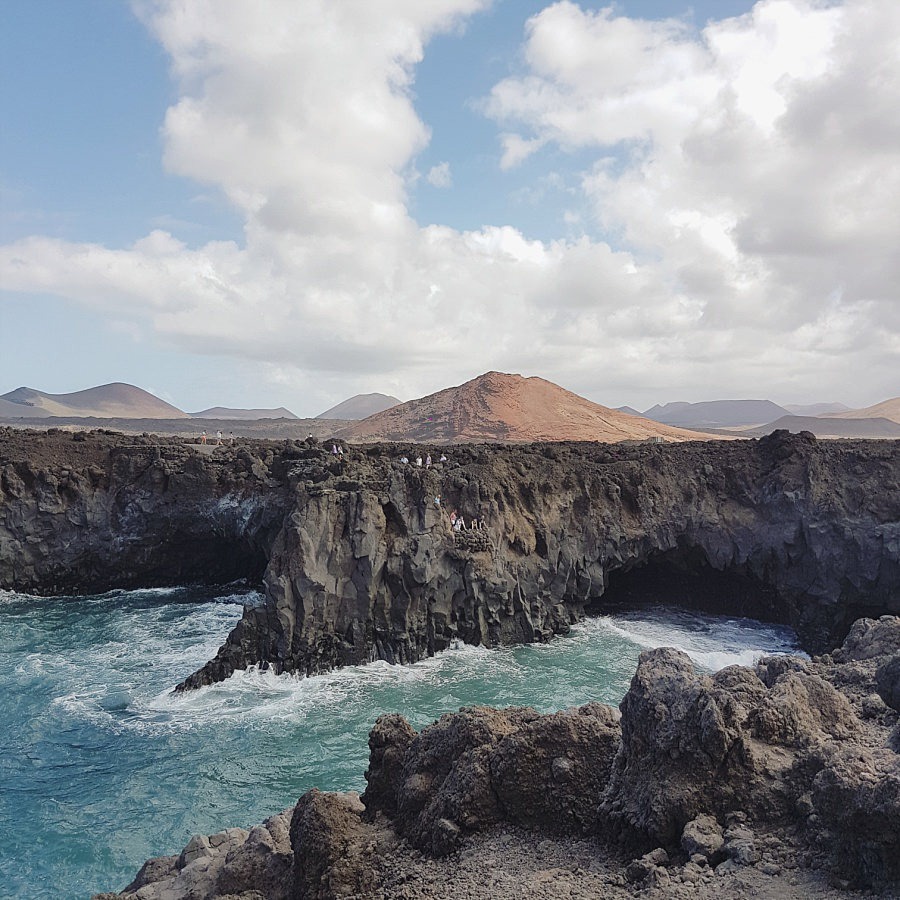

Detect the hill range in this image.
[642,399,790,429]
[1,383,186,419]
[823,397,900,425]
[2,377,897,443]
[317,393,401,420]
[337,372,712,443]
[189,407,298,420]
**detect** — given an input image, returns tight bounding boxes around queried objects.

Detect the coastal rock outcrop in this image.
[0,429,291,595]
[99,617,900,899]
[2,428,899,689]
[360,702,622,854]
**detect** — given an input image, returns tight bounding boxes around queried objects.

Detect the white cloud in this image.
[1,0,898,407]
[483,0,900,401]
[426,162,453,187]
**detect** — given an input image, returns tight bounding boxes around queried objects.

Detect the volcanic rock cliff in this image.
[1,428,898,689]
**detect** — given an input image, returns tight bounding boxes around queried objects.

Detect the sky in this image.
[1,0,897,416]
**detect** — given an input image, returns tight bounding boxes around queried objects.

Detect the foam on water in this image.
[0,587,803,899]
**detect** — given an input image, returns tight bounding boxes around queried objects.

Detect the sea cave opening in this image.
[588,545,787,627]
[125,530,271,591]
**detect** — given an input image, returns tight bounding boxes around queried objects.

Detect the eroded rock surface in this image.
[3,428,897,689]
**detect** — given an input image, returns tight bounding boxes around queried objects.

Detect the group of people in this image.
[199,430,234,445]
[399,452,448,467]
[449,511,486,532]
[331,444,345,456]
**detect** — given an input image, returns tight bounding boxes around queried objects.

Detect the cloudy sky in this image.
[1,0,897,415]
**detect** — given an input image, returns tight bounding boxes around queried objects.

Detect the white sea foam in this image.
[583,608,803,672]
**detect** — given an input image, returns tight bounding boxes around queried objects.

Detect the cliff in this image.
[2,428,898,689]
[0,428,292,594]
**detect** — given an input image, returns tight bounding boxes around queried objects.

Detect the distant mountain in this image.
[616,406,642,416]
[190,407,298,420]
[746,416,900,439]
[824,397,900,425]
[784,402,851,417]
[643,399,791,429]
[317,393,401,420]
[338,372,714,444]
[0,383,187,419]
[0,397,50,418]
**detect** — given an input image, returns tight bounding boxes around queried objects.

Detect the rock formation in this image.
[1,428,898,688]
[0,428,291,595]
[94,616,900,899]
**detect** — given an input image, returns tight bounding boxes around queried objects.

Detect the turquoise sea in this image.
[0,587,803,899]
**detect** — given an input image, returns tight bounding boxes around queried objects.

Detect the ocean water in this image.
[0,587,802,899]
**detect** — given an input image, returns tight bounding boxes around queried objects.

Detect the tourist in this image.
[416,456,422,467]
[216,430,222,445]
[440,453,447,462]
[201,431,207,445]
[425,454,431,468]
[332,444,339,455]
[434,496,441,508]
[400,455,409,464]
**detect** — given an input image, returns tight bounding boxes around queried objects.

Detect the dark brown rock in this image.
[290,790,385,900]
[2,429,898,692]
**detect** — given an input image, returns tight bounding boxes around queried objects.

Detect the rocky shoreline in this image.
[2,428,898,687]
[92,615,900,898]
[3,427,898,897]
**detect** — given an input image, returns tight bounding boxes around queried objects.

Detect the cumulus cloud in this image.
[426,162,453,188]
[1,0,898,405]
[485,0,900,400]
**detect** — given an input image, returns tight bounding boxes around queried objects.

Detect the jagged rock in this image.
[680,815,725,864]
[835,616,900,662]
[489,702,621,833]
[601,649,770,845]
[2,429,899,691]
[625,848,669,882]
[361,713,416,818]
[750,672,859,747]
[290,790,387,900]
[811,746,900,885]
[94,812,292,899]
[361,703,622,853]
[875,655,900,712]
[722,824,760,866]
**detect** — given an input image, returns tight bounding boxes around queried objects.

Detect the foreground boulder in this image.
[362,702,622,854]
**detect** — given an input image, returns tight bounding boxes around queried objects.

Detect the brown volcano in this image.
[338,372,716,444]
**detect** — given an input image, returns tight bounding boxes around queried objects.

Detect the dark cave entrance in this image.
[587,546,787,625]
[109,530,272,594]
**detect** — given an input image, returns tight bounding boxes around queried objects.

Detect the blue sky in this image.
[1,0,897,415]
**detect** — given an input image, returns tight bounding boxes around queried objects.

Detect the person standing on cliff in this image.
[216,430,222,445]
[426,454,432,468]
[201,431,207,445]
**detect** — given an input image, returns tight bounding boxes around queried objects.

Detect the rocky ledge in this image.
[1,428,898,689]
[94,615,900,899]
